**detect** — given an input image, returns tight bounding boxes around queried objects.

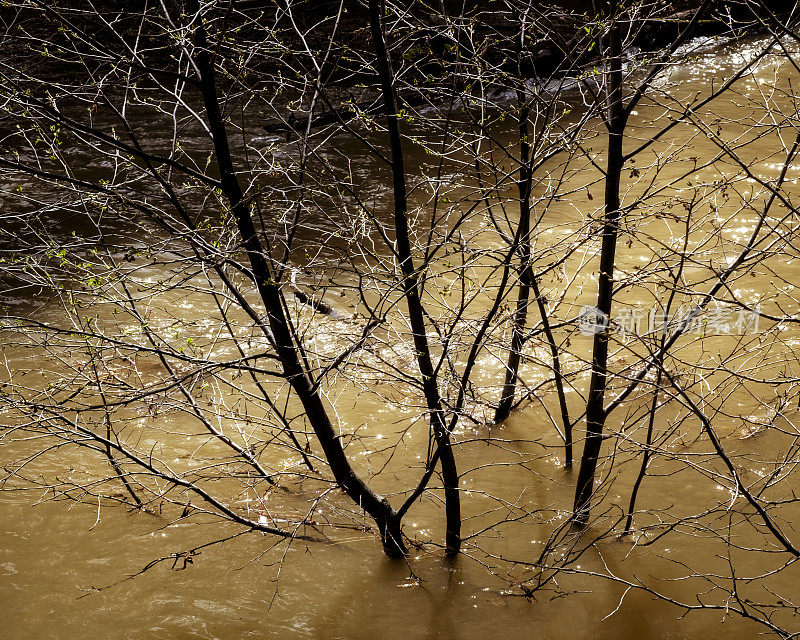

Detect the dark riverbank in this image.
[263,0,794,135]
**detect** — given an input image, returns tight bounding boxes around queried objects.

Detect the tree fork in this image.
[368,0,461,556]
[192,14,406,558]
[572,9,626,524]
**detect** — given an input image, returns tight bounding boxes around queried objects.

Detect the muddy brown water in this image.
[1,35,800,639]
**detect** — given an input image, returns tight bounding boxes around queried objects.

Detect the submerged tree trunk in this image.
[531,276,573,467]
[368,0,461,555]
[495,10,534,425]
[193,17,407,558]
[494,132,532,423]
[572,12,626,525]
[623,367,661,534]
[570,0,715,524]
[494,8,573,469]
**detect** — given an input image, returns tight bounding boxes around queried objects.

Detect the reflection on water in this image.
[3,426,792,639]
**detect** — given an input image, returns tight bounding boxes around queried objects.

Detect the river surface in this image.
[1,34,800,639]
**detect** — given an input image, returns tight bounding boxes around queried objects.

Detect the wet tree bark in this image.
[193,18,406,557]
[369,0,461,556]
[531,276,573,467]
[495,8,534,425]
[572,9,626,525]
[494,103,533,423]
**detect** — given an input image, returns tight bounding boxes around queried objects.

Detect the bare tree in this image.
[2,0,800,636]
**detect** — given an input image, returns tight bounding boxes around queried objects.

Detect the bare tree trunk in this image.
[369,0,461,555]
[490,6,573,468]
[572,11,625,524]
[495,10,534,425]
[622,367,660,533]
[193,20,406,557]
[531,277,573,467]
[494,117,532,423]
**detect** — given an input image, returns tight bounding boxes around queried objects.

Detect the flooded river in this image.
[1,32,800,640]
